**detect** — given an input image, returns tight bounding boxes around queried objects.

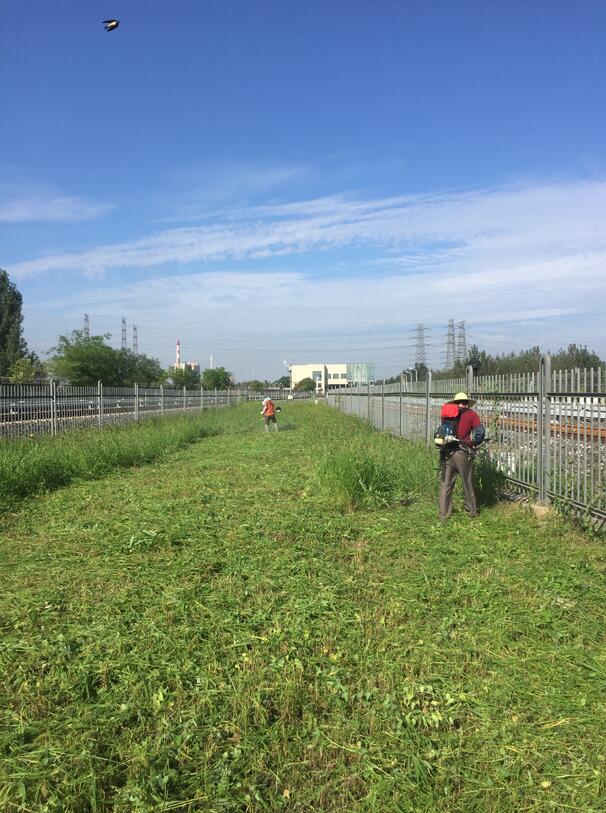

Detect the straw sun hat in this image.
[447,391,476,407]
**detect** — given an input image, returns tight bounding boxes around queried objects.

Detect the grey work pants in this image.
[438,449,477,521]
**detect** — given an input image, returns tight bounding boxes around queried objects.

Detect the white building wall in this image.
[289,363,359,392]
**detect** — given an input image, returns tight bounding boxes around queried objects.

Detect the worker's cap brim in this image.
[447,391,476,407]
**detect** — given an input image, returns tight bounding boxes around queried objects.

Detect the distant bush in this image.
[296,377,316,392]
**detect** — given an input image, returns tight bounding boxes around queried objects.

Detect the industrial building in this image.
[174,340,200,373]
[289,363,374,393]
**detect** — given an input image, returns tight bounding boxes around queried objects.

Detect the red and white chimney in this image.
[176,339,181,368]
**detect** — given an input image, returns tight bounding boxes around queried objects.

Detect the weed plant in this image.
[1,401,605,812]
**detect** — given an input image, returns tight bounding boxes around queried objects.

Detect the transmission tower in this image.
[83,313,90,338]
[456,321,468,363]
[121,317,127,350]
[132,324,138,355]
[414,323,429,366]
[444,319,456,369]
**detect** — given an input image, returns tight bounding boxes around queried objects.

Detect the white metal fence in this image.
[0,383,255,439]
[327,358,606,529]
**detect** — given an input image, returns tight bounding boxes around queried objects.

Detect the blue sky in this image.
[2,0,605,379]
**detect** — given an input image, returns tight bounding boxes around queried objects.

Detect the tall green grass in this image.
[0,413,220,511]
[315,420,436,510]
[315,413,510,512]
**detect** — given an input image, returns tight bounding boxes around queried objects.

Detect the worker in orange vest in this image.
[261,397,279,433]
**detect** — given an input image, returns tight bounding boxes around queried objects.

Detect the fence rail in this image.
[0,384,297,440]
[328,359,606,529]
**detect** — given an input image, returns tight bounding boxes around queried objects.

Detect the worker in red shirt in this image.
[439,392,481,522]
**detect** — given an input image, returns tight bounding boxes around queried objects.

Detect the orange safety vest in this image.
[264,399,275,416]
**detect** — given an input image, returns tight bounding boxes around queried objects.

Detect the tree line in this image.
[0,269,233,388]
[386,342,604,384]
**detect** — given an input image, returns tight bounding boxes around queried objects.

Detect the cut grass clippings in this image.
[1,401,606,812]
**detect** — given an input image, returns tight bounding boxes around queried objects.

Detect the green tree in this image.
[8,355,45,383]
[0,269,29,378]
[246,379,267,392]
[414,362,429,382]
[49,331,165,386]
[117,350,166,386]
[550,344,602,370]
[295,377,316,392]
[50,332,122,385]
[134,354,167,386]
[201,367,232,390]
[273,375,291,388]
[433,343,603,379]
[170,366,201,389]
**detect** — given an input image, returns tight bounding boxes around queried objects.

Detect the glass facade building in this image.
[346,363,375,384]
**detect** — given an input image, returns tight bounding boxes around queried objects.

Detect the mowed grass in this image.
[1,401,606,812]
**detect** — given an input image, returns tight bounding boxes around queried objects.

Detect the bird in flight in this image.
[102,19,120,32]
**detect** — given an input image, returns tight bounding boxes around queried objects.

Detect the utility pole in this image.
[414,323,428,367]
[283,359,291,391]
[83,313,90,338]
[456,321,467,363]
[121,317,127,351]
[132,324,138,355]
[444,319,456,369]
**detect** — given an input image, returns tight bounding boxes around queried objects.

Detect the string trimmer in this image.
[397,470,441,506]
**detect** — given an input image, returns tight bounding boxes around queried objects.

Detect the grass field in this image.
[1,402,606,812]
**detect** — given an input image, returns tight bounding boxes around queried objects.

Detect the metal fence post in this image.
[227,388,231,406]
[97,380,103,428]
[51,380,57,436]
[134,383,139,421]
[425,371,432,446]
[466,364,474,396]
[538,354,552,503]
[381,379,385,431]
[215,387,218,406]
[201,386,204,411]
[537,361,545,502]
[399,375,403,437]
[367,380,371,422]
[160,384,164,417]
[183,385,187,412]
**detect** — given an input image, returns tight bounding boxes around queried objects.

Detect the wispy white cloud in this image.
[24,249,602,374]
[0,183,113,223]
[164,161,310,221]
[16,176,606,375]
[10,178,606,278]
